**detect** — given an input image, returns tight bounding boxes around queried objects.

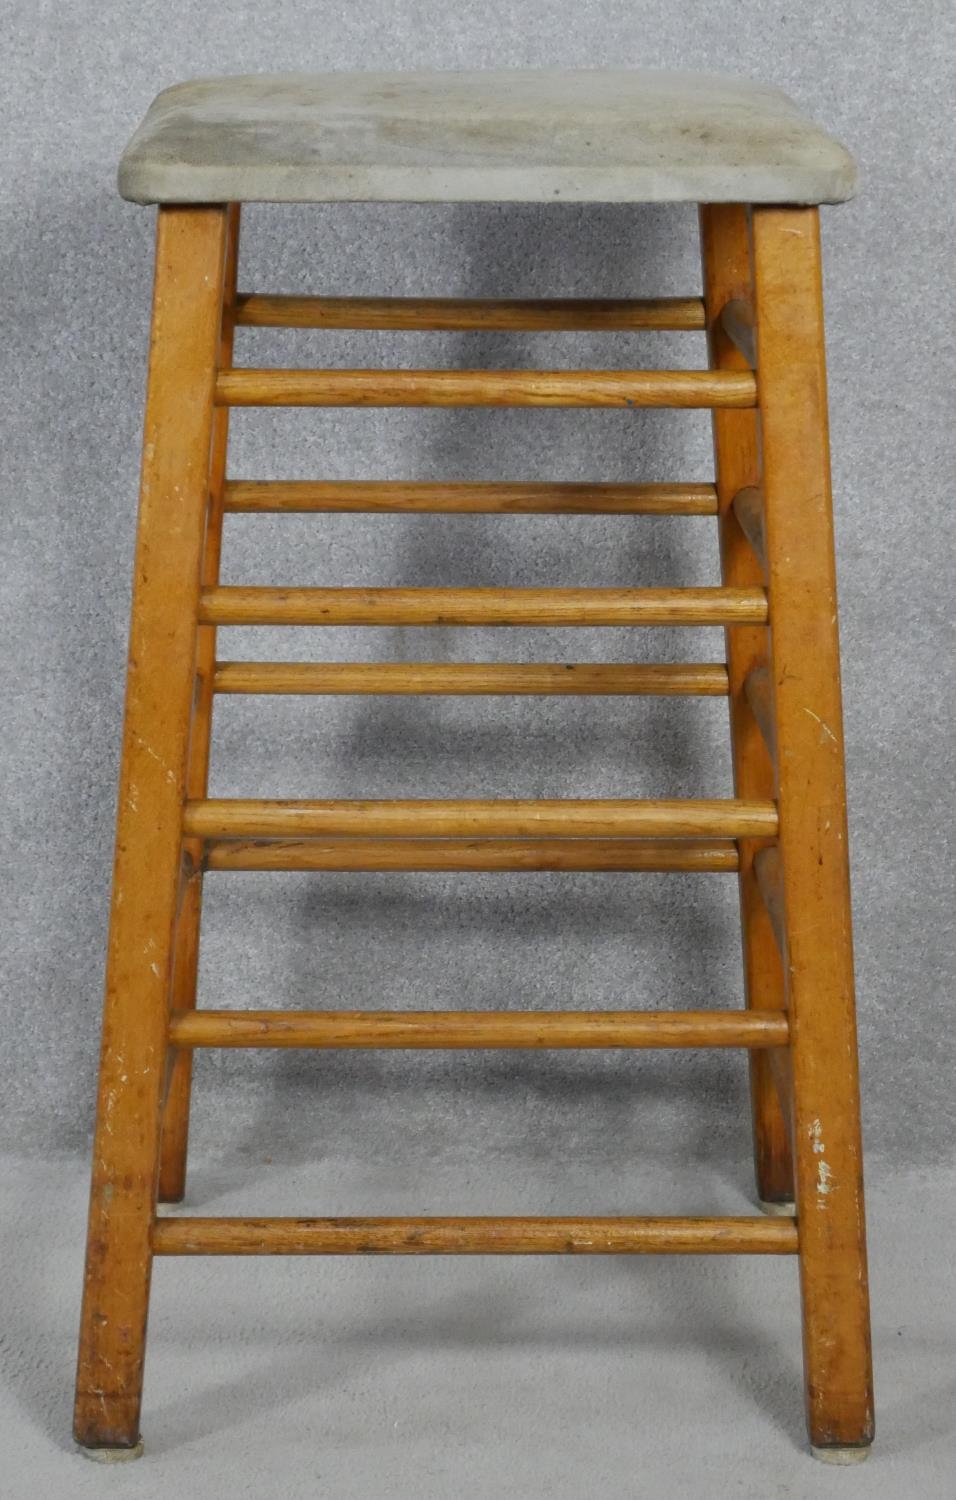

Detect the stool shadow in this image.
[143,1262,802,1455]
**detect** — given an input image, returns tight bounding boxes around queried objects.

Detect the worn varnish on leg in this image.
[73,207,228,1452]
[752,205,874,1454]
[159,203,241,1204]
[700,203,795,1210]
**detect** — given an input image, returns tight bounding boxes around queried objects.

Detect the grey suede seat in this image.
[118,69,856,207]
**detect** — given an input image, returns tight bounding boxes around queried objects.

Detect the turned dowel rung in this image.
[168,1008,790,1050]
[720,298,757,367]
[204,837,740,873]
[152,1215,798,1255]
[234,294,708,331]
[215,368,757,409]
[198,586,768,628]
[222,480,719,514]
[213,661,730,696]
[184,797,778,841]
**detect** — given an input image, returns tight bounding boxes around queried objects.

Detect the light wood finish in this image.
[223,479,719,514]
[73,207,228,1453]
[204,837,740,874]
[752,204,872,1452]
[152,1215,798,1256]
[169,1008,789,1050]
[720,297,756,366]
[213,661,730,696]
[701,204,794,1212]
[235,293,707,330]
[78,176,870,1457]
[744,664,776,759]
[199,585,768,628]
[215,367,757,409]
[767,1045,796,1155]
[159,203,240,1206]
[753,846,786,958]
[185,797,777,841]
[732,485,768,576]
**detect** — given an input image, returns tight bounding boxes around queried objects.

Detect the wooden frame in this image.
[74,199,872,1461]
[700,206,795,1213]
[73,206,229,1454]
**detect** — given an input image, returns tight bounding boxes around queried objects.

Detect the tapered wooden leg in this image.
[73,206,228,1454]
[159,203,240,1204]
[700,204,794,1209]
[752,205,874,1455]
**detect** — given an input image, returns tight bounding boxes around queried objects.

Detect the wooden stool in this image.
[75,70,873,1462]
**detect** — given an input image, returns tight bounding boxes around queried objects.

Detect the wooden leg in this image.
[700,204,794,1209]
[751,205,874,1455]
[159,204,240,1204]
[73,206,228,1453]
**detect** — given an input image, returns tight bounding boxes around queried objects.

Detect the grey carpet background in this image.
[3,0,955,1177]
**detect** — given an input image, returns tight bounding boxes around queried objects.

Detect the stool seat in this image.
[118,69,856,207]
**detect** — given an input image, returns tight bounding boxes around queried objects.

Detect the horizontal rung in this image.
[169,1009,789,1050]
[198,587,768,628]
[152,1215,797,1255]
[234,294,708,332]
[204,837,739,873]
[185,798,778,840]
[213,662,730,696]
[223,480,719,514]
[215,369,757,409]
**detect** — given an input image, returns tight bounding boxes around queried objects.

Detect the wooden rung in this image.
[198,586,768,628]
[732,486,767,576]
[215,368,757,409]
[184,797,778,841]
[204,837,740,873]
[222,480,719,514]
[168,1008,790,1050]
[744,664,776,757]
[213,662,730,696]
[720,298,757,367]
[152,1215,798,1255]
[754,846,787,958]
[234,294,708,332]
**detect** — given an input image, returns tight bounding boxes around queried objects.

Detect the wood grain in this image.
[212,661,730,696]
[234,294,707,330]
[701,203,795,1211]
[159,203,240,1205]
[152,1215,798,1256]
[168,1009,790,1050]
[198,586,768,628]
[203,837,740,874]
[753,204,873,1453]
[73,207,228,1452]
[223,479,719,514]
[184,797,778,841]
[215,367,757,409]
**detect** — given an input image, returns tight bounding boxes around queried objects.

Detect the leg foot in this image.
[811,1444,870,1466]
[758,1197,796,1217]
[78,1440,144,1464]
